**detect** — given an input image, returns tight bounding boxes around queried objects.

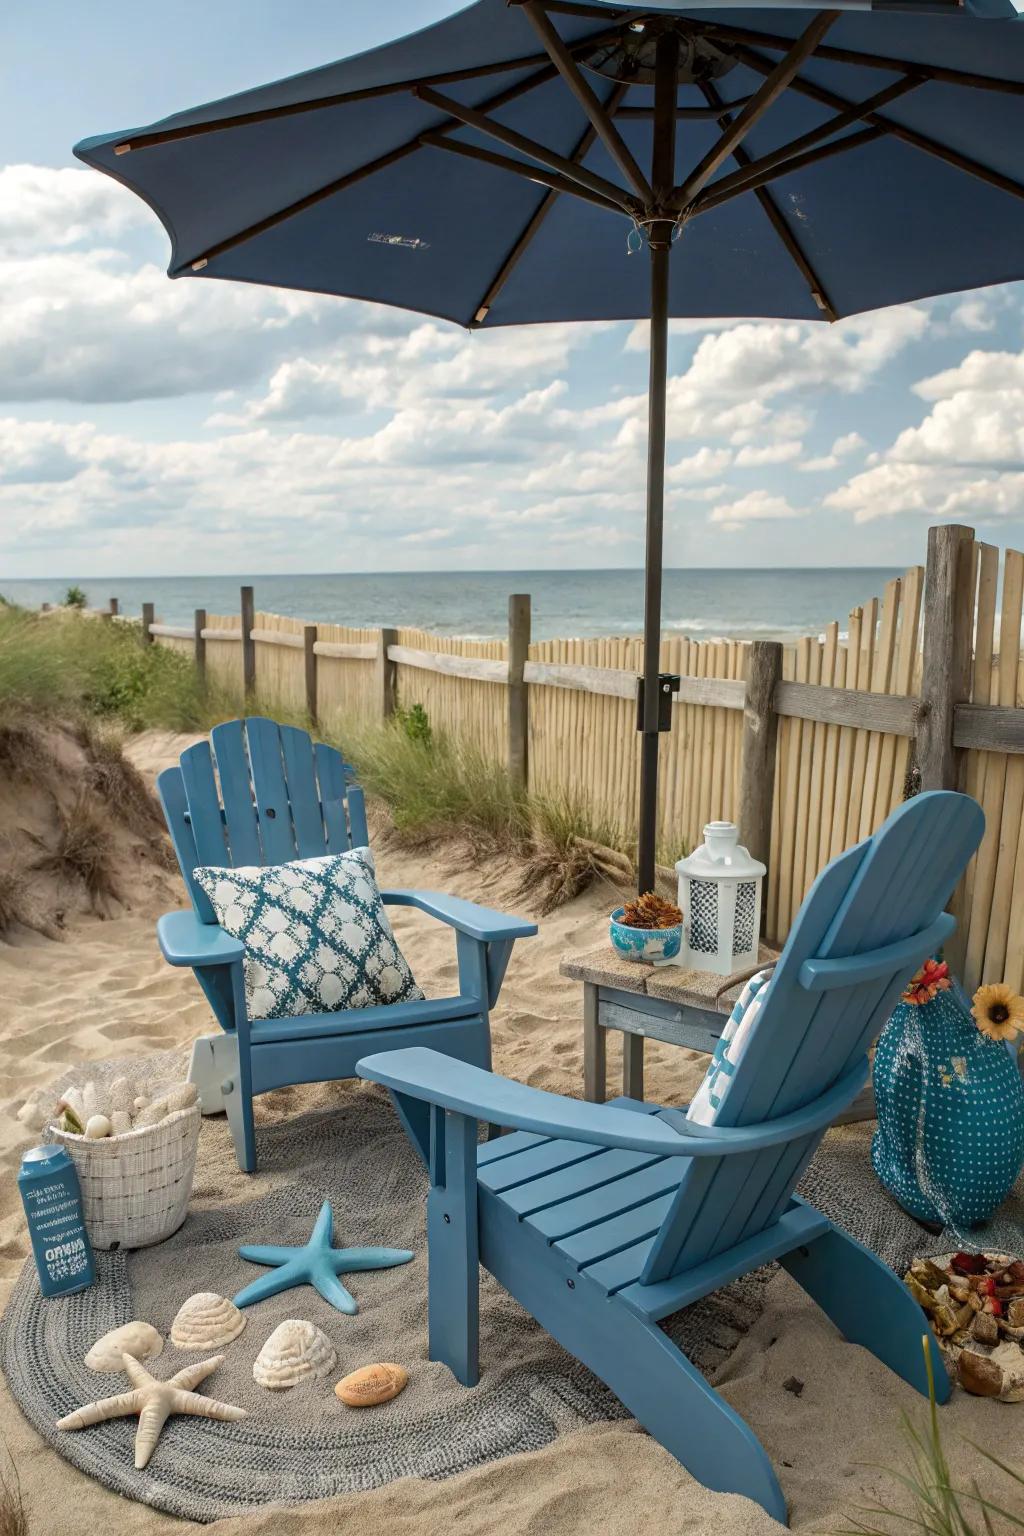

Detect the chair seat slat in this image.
[478,1139,605,1195]
[526,1158,685,1242]
[501,1146,664,1218]
[558,1191,678,1270]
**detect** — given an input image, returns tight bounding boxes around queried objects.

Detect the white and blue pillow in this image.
[686,968,773,1127]
[193,846,423,1022]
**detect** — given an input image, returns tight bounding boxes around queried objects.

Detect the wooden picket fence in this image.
[142,523,1024,991]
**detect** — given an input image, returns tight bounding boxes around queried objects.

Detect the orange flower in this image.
[971,983,1024,1042]
[902,959,952,1006]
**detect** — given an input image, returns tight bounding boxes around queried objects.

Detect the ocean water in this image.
[0,568,902,643]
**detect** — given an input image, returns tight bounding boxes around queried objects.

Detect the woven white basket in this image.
[49,1103,201,1250]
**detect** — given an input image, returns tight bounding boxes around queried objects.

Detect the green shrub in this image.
[62,584,87,609]
[395,701,432,745]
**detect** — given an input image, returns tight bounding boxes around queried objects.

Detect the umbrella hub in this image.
[580,19,738,87]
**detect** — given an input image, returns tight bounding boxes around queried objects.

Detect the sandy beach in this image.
[0,730,1020,1536]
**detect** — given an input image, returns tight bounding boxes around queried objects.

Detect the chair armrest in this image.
[380,889,537,944]
[157,910,245,968]
[356,1049,869,1158]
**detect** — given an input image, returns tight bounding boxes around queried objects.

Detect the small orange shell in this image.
[334,1362,408,1408]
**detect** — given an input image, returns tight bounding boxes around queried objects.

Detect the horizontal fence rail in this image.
[128,525,1024,992]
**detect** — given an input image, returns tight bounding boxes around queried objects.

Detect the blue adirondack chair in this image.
[156,716,537,1172]
[358,791,984,1523]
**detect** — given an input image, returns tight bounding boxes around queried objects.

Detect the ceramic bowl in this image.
[609,908,683,963]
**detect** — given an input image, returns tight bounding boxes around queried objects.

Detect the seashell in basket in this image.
[85,1321,163,1373]
[49,1098,201,1251]
[171,1292,246,1350]
[252,1320,337,1391]
[108,1077,135,1115]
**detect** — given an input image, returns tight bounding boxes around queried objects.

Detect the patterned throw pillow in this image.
[686,968,773,1127]
[192,847,424,1022]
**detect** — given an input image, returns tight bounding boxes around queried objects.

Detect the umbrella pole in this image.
[638,239,670,894]
[637,27,679,895]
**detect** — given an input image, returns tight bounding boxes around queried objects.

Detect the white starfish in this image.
[57,1351,246,1469]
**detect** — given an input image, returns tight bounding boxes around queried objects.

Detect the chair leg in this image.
[536,1282,787,1523]
[427,1107,480,1387]
[780,1219,950,1402]
[221,1040,257,1173]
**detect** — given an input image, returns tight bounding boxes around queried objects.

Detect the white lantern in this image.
[675,822,766,976]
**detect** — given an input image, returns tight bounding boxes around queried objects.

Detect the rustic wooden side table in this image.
[559,939,876,1122]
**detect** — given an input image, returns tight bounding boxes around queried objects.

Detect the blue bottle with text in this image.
[18,1144,95,1297]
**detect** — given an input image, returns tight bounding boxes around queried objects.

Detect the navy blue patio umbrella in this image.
[75,0,1024,888]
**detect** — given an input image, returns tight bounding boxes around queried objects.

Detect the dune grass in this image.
[338,715,643,912]
[842,1342,1024,1536]
[0,603,230,733]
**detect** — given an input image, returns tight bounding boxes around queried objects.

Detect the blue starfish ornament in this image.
[233,1200,413,1314]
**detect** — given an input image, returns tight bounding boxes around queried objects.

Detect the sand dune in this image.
[0,731,1019,1536]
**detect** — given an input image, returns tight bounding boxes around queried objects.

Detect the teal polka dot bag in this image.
[872,959,1024,1228]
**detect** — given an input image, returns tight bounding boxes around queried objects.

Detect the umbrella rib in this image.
[688,18,1024,100]
[739,46,1024,206]
[111,26,632,155]
[671,10,841,209]
[172,61,561,273]
[693,75,924,210]
[697,80,837,322]
[518,0,654,204]
[414,84,638,213]
[419,133,627,216]
[693,127,885,214]
[616,97,756,122]
[469,82,630,326]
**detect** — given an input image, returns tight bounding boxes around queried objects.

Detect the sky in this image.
[2,2,1024,578]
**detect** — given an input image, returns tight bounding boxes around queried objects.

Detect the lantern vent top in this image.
[676,822,766,881]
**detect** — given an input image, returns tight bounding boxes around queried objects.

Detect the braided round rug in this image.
[0,1083,773,1523]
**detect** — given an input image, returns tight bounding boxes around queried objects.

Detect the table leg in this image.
[583,983,605,1103]
[622,1032,644,1101]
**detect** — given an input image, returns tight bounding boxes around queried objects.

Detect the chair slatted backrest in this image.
[639,791,984,1285]
[157,716,367,919]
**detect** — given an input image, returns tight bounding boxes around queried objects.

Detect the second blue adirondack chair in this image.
[156,717,536,1171]
[358,790,985,1524]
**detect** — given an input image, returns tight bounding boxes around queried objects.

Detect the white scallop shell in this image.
[84,1321,163,1373]
[170,1292,247,1350]
[252,1320,337,1390]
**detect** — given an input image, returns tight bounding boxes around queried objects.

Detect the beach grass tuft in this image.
[840,1340,1024,1536]
[0,1443,27,1536]
[28,792,123,911]
[340,716,638,912]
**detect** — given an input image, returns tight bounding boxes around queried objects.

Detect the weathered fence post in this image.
[108,597,120,617]
[141,601,154,646]
[194,608,207,685]
[377,626,397,719]
[739,639,782,924]
[508,594,531,793]
[240,585,256,701]
[304,624,318,726]
[917,523,975,792]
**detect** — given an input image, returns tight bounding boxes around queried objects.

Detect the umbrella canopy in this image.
[75,0,1024,886]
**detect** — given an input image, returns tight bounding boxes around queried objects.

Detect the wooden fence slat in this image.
[966,548,1024,989]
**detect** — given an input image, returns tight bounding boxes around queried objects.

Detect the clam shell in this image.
[170,1292,247,1350]
[252,1320,336,1391]
[85,1321,163,1373]
[335,1362,408,1408]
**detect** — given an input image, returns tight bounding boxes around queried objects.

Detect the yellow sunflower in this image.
[971,983,1024,1042]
